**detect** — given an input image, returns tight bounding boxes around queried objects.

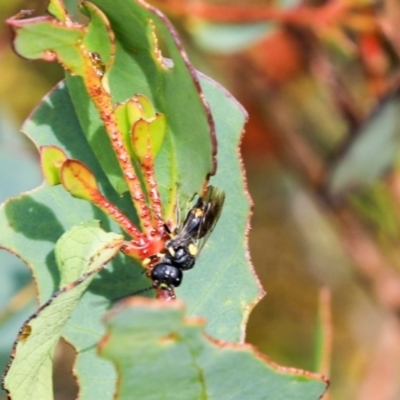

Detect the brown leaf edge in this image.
[198,71,266,342]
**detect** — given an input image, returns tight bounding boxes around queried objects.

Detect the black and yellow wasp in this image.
[145,185,225,297]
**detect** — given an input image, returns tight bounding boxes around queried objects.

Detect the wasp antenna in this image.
[111,286,154,303]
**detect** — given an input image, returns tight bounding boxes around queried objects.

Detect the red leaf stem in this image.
[82,56,155,236]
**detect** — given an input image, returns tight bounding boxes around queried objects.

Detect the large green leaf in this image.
[2,221,122,400]
[99,298,328,400]
[177,74,263,341]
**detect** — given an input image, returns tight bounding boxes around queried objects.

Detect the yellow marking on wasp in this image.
[188,243,198,256]
[167,246,175,257]
[143,258,151,267]
[194,209,204,217]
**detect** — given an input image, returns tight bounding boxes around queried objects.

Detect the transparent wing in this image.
[170,185,225,253]
[193,186,225,255]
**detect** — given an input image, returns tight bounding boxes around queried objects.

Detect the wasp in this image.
[144,185,225,298]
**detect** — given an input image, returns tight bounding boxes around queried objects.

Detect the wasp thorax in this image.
[166,242,195,271]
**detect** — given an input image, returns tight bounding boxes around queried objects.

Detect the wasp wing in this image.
[170,185,225,254]
[193,186,225,255]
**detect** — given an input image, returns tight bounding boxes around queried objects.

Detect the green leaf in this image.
[99,298,328,400]
[40,145,67,185]
[82,1,115,73]
[48,0,69,22]
[9,17,86,75]
[8,1,115,82]
[114,98,143,155]
[176,74,263,341]
[61,159,101,201]
[135,93,156,118]
[131,114,166,162]
[56,221,123,284]
[2,222,123,400]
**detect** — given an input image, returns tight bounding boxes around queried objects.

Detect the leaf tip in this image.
[61,159,99,201]
[40,145,67,185]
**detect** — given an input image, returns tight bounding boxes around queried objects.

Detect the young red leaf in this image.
[61,159,100,202]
